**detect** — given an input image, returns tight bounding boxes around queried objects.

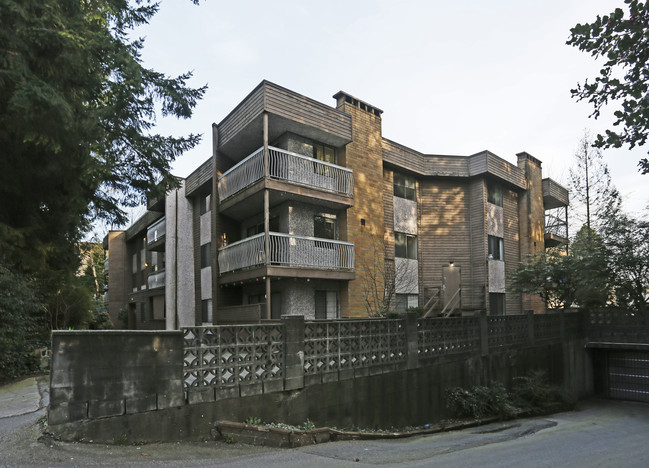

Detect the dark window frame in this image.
[395,232,418,259]
[489,293,505,315]
[200,243,211,269]
[199,192,212,215]
[487,182,503,207]
[488,235,504,260]
[315,290,338,319]
[393,173,417,201]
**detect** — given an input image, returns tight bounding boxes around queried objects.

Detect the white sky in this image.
[133,0,648,219]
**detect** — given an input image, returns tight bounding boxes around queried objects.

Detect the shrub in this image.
[445,382,517,420]
[0,262,46,382]
[512,370,564,407]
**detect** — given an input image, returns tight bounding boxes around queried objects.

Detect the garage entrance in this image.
[593,349,649,403]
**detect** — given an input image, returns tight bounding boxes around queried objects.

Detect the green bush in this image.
[445,382,517,420]
[512,370,564,407]
[88,311,113,330]
[0,262,46,382]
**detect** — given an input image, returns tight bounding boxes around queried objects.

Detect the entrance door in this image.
[442,266,461,312]
[271,292,282,320]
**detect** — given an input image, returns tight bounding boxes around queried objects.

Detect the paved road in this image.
[1,380,648,467]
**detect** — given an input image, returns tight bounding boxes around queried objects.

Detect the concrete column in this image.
[282,315,305,390]
[263,112,271,320]
[404,312,419,369]
[477,310,489,357]
[527,309,535,345]
[212,123,220,323]
[264,189,271,320]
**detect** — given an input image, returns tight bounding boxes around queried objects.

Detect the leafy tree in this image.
[567,0,649,173]
[570,225,611,309]
[0,0,206,274]
[509,250,576,309]
[602,213,649,312]
[569,132,622,232]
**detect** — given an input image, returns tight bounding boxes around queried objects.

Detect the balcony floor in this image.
[219,265,355,285]
[219,178,353,221]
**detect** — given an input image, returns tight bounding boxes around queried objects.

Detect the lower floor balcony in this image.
[218,232,354,281]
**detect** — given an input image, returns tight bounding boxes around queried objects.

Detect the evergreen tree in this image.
[0,0,206,274]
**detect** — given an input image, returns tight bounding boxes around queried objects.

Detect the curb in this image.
[216,402,573,448]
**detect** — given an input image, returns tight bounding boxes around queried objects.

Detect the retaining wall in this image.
[48,312,592,442]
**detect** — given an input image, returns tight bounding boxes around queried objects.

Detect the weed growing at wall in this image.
[445,382,517,420]
[445,371,568,420]
[512,370,565,408]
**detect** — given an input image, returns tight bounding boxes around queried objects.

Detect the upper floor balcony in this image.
[542,178,569,248]
[146,216,166,252]
[147,269,165,290]
[218,232,355,283]
[217,146,354,221]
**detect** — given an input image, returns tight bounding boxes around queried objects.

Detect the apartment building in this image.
[103,81,568,328]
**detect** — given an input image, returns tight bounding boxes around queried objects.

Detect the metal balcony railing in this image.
[146,217,166,245]
[218,232,354,274]
[147,269,165,289]
[545,212,568,239]
[218,146,353,201]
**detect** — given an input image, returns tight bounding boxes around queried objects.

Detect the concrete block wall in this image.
[49,331,184,425]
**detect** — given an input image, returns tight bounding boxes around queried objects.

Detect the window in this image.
[200,192,211,215]
[315,291,338,319]
[246,217,279,237]
[314,144,335,164]
[248,294,265,304]
[314,144,336,177]
[393,173,416,201]
[395,294,419,313]
[139,303,146,322]
[489,293,505,315]
[200,243,211,268]
[395,232,417,259]
[201,299,213,323]
[487,182,503,206]
[488,235,504,260]
[314,213,337,240]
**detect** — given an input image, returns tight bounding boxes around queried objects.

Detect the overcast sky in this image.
[132,0,648,220]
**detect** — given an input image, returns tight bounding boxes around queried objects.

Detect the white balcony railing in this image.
[148,269,166,289]
[147,216,166,245]
[218,232,354,274]
[217,147,265,201]
[268,147,353,197]
[218,146,353,201]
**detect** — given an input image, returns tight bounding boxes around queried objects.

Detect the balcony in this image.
[217,147,354,220]
[218,232,355,281]
[147,270,165,290]
[146,217,166,251]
